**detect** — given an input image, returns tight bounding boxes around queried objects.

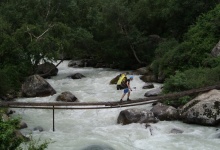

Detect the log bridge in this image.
[1,84,220,131]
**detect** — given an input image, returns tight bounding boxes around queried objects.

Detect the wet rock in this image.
[7,110,15,115]
[85,59,97,67]
[70,73,85,79]
[150,102,179,121]
[117,108,158,125]
[170,128,183,134]
[180,89,220,126]
[135,67,149,75]
[140,75,157,83]
[18,122,28,129]
[36,62,58,78]
[68,59,99,68]
[144,87,162,97]
[33,126,44,132]
[56,91,78,102]
[22,75,56,97]
[68,60,85,67]
[142,83,154,89]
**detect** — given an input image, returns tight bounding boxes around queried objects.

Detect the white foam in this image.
[14,61,220,150]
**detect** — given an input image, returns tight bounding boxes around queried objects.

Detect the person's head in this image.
[129,76,133,80]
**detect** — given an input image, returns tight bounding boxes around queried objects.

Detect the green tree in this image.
[154,4,220,80]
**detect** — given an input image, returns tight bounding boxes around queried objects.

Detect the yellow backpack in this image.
[120,76,127,88]
[117,74,126,85]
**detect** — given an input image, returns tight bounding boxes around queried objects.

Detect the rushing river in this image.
[12,61,220,150]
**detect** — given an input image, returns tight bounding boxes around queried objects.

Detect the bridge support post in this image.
[53,105,55,132]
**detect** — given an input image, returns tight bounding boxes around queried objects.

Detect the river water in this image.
[12,61,220,150]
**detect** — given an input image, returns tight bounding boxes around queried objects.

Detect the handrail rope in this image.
[4,100,157,109]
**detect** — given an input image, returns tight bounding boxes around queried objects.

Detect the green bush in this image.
[152,38,180,78]
[163,66,220,106]
[0,117,23,150]
[202,55,220,68]
[0,65,22,96]
[164,96,192,107]
[17,137,52,150]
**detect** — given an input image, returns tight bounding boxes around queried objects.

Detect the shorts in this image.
[124,88,129,94]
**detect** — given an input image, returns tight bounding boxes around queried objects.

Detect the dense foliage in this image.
[0,0,220,101]
[152,4,220,105]
[1,0,220,147]
[156,4,220,88]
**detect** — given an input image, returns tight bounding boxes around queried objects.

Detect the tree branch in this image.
[45,0,51,21]
[36,24,54,42]
[118,20,146,64]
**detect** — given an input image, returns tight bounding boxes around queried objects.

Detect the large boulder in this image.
[135,67,149,75]
[22,75,56,97]
[70,73,85,79]
[18,122,28,129]
[36,62,58,78]
[140,75,157,83]
[68,60,85,67]
[56,91,78,102]
[180,89,220,126]
[144,87,162,97]
[150,103,179,121]
[68,59,98,68]
[117,108,158,125]
[142,83,154,89]
[85,59,97,67]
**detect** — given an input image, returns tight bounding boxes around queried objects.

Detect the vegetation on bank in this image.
[0,108,51,150]
[0,0,220,105]
[0,116,23,149]
[156,4,220,106]
[1,1,220,147]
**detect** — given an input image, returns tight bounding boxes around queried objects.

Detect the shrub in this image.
[0,65,22,96]
[0,112,52,150]
[0,117,23,150]
[163,66,220,106]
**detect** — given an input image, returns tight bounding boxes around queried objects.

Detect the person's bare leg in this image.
[127,92,131,101]
[121,93,126,100]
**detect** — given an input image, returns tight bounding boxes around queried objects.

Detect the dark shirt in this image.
[125,79,130,88]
